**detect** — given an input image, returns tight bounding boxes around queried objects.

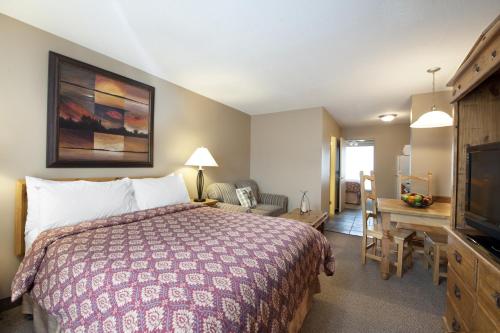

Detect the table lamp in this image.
[185,147,218,202]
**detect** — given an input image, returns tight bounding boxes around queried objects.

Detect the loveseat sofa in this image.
[206,180,288,216]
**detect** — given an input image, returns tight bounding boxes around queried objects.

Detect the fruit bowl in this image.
[401,193,433,208]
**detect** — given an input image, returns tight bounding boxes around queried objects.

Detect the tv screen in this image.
[466,142,500,240]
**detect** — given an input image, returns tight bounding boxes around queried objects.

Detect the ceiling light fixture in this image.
[379,114,397,122]
[410,67,453,128]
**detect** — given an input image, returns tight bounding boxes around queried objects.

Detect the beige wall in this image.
[251,108,322,211]
[342,124,411,199]
[0,15,250,298]
[410,91,453,197]
[250,107,341,212]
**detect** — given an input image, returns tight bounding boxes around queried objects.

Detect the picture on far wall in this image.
[47,51,155,167]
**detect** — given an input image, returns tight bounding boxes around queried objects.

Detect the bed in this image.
[11,177,335,333]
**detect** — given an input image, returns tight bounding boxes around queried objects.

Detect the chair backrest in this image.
[235,179,261,202]
[397,172,432,196]
[360,171,377,234]
[206,183,240,205]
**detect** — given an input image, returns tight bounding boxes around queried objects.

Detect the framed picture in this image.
[47,52,155,167]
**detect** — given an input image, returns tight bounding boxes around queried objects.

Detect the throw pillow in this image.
[236,187,257,208]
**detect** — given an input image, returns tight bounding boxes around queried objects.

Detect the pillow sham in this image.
[25,177,138,249]
[25,176,64,249]
[236,186,258,208]
[130,174,190,210]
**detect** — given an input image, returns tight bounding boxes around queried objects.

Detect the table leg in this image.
[381,212,391,280]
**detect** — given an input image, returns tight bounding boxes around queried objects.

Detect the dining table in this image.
[377,198,451,280]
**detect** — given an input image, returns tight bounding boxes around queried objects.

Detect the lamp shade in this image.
[412,67,453,129]
[410,110,453,128]
[185,147,218,167]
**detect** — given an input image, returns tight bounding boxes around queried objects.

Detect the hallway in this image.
[324,208,364,236]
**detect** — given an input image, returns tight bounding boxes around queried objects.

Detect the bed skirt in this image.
[22,277,320,333]
[22,294,59,333]
[288,275,320,333]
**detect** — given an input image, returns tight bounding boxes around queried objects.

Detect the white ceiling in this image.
[1,1,499,126]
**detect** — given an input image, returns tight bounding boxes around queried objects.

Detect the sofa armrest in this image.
[260,193,288,213]
[216,202,251,214]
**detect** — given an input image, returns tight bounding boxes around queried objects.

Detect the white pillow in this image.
[25,177,139,248]
[25,176,68,248]
[130,174,190,210]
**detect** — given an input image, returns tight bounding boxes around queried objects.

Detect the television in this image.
[465,142,500,258]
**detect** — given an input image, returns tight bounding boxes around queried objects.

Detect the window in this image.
[345,141,374,181]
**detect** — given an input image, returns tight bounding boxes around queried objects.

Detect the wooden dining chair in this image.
[396,171,433,255]
[360,171,416,277]
[423,232,448,285]
[397,172,433,196]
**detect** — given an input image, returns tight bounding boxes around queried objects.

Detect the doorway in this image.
[326,139,374,235]
[344,139,375,204]
[345,139,375,191]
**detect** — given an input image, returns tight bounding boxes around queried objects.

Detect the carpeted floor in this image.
[301,232,446,333]
[0,231,445,333]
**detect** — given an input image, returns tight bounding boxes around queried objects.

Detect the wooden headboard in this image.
[14,176,157,257]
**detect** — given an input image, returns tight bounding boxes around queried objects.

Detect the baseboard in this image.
[0,296,21,313]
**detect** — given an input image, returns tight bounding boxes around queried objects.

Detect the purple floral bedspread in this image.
[12,203,334,332]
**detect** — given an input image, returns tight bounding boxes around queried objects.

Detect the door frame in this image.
[329,137,337,216]
[338,137,346,213]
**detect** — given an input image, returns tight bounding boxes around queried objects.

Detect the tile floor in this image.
[324,208,365,236]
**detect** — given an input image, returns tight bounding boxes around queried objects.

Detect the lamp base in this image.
[194,169,205,203]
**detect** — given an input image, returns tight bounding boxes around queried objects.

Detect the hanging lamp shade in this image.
[410,67,453,129]
[410,108,453,128]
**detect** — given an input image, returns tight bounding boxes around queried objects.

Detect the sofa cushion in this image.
[206,183,240,205]
[251,204,283,217]
[216,202,250,213]
[235,180,261,202]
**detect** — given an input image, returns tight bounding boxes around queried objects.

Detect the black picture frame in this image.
[47,51,155,168]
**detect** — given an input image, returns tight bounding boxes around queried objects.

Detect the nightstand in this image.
[191,198,218,207]
[280,209,328,233]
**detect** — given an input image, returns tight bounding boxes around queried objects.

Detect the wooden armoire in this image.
[443,14,500,333]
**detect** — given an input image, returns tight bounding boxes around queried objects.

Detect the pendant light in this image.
[410,67,453,128]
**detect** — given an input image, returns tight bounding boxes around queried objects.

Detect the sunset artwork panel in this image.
[47,52,154,167]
